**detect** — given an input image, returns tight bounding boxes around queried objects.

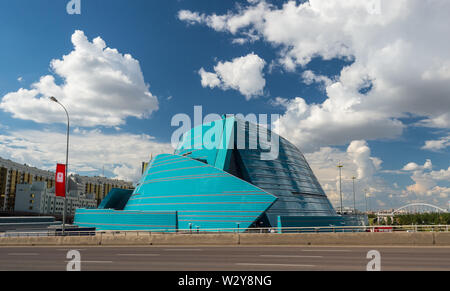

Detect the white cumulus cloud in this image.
[307,141,449,209]
[181,0,450,150]
[402,159,433,172]
[403,161,450,198]
[0,30,159,127]
[422,135,450,151]
[273,97,404,152]
[0,129,172,183]
[305,140,392,209]
[198,53,266,100]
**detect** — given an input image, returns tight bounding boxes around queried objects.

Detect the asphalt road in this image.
[0,246,449,271]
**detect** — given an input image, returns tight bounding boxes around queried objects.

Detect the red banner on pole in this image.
[55,164,66,197]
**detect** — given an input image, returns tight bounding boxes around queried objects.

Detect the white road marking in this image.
[236,263,315,268]
[164,249,203,251]
[65,261,113,264]
[260,255,323,258]
[82,261,114,264]
[302,249,352,252]
[117,254,160,257]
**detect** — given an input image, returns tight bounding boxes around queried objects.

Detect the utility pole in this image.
[364,188,368,213]
[352,176,356,214]
[337,162,343,214]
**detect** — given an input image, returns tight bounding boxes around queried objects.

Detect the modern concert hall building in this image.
[74,116,366,232]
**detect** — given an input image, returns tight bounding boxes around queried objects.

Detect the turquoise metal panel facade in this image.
[234,118,337,227]
[125,153,277,231]
[277,215,346,231]
[74,209,177,231]
[98,188,134,210]
[277,215,369,233]
[175,118,228,166]
[74,115,365,231]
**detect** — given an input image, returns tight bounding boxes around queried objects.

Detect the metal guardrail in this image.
[176,225,450,234]
[0,225,449,238]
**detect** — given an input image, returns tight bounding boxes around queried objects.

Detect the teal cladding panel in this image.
[74,209,177,231]
[125,153,277,231]
[98,188,134,210]
[175,118,226,167]
[277,215,368,233]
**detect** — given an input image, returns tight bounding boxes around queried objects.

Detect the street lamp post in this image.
[337,162,343,214]
[50,96,69,235]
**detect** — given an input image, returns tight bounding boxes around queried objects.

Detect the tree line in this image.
[395,213,450,225]
[369,213,450,225]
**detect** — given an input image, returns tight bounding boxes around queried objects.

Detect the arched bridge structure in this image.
[390,203,447,215]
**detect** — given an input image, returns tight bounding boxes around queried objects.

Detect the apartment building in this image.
[69,174,134,206]
[0,158,55,211]
[14,182,97,216]
[0,157,134,211]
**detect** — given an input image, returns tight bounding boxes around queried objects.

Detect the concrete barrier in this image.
[239,232,435,246]
[0,235,101,246]
[434,232,450,246]
[0,236,61,246]
[100,232,150,246]
[0,232,448,246]
[149,233,239,245]
[59,236,101,246]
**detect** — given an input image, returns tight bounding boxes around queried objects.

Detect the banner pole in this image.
[63,104,70,236]
[51,97,70,236]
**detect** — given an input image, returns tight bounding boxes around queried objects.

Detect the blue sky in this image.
[0,0,449,210]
